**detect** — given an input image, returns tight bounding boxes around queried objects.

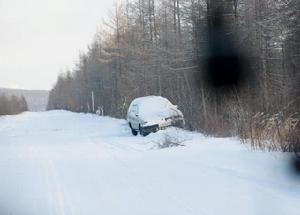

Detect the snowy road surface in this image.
[0,111,299,215]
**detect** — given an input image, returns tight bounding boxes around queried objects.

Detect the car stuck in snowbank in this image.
[127,96,185,136]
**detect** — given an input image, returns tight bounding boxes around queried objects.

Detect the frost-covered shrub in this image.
[240,112,300,152]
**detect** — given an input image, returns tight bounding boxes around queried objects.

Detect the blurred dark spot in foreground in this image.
[291,152,300,177]
[289,126,300,177]
[203,8,248,91]
[205,55,245,88]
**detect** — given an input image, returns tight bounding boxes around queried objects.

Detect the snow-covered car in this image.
[127,96,185,136]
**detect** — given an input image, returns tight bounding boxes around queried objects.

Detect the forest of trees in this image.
[47,0,300,151]
[0,94,28,116]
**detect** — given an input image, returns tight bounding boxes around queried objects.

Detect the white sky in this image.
[0,0,115,90]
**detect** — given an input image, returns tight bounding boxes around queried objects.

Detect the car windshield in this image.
[138,98,172,117]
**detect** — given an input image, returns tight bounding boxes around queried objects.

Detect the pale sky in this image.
[0,0,114,90]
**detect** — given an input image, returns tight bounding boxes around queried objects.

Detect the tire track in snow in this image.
[45,158,74,215]
[29,144,75,215]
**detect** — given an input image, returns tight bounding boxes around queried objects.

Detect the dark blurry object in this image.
[204,8,245,89]
[205,52,244,88]
[289,122,300,176]
[291,152,300,175]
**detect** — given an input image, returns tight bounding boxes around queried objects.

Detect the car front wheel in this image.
[139,125,150,136]
[131,128,138,136]
[129,123,138,136]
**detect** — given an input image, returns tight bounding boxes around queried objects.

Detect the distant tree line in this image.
[48,0,299,150]
[0,94,28,116]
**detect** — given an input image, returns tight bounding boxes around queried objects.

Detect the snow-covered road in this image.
[0,111,299,215]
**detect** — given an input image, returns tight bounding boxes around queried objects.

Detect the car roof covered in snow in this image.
[130,96,173,109]
[129,96,176,117]
[131,96,171,106]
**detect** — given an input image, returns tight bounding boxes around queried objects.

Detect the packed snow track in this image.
[0,111,299,215]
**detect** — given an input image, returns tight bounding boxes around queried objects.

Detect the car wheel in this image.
[173,119,185,128]
[177,120,185,128]
[139,125,149,136]
[129,123,138,136]
[131,128,138,136]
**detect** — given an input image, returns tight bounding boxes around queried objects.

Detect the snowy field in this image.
[0,111,299,215]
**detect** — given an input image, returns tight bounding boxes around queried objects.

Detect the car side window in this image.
[131,104,138,115]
